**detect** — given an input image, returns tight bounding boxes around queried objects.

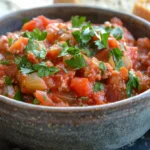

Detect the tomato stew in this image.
[0,15,149,106]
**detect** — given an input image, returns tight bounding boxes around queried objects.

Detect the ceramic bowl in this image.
[0,4,150,150]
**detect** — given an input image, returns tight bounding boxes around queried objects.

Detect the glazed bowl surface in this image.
[0,4,150,150]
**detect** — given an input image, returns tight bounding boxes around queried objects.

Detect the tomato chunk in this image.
[9,37,28,54]
[70,77,92,97]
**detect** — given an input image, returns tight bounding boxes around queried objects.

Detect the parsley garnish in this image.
[110,27,123,40]
[65,54,87,69]
[33,62,60,77]
[25,39,47,59]
[0,60,10,65]
[109,48,124,70]
[95,32,110,49]
[20,67,35,75]
[99,62,107,75]
[72,24,94,46]
[8,38,13,46]
[126,70,141,97]
[93,82,104,92]
[58,42,80,57]
[71,16,86,28]
[15,56,34,75]
[13,89,22,101]
[24,28,47,41]
[5,76,12,85]
[33,98,40,104]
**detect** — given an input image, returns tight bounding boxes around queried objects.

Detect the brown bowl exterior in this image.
[0,5,150,150]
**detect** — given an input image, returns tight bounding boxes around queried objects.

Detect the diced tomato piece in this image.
[9,37,28,54]
[34,90,55,106]
[108,37,119,48]
[92,91,106,105]
[46,44,62,59]
[22,15,61,31]
[70,77,92,97]
[95,49,110,62]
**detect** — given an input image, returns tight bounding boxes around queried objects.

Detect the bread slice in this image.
[133,0,150,21]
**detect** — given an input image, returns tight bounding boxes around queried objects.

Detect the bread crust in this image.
[133,0,150,21]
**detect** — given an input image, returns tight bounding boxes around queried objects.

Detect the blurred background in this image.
[0,0,137,16]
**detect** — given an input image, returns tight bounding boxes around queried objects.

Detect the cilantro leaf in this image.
[71,16,86,28]
[72,24,94,46]
[110,27,123,40]
[93,82,104,92]
[24,28,47,41]
[100,32,110,47]
[59,42,80,57]
[126,70,141,97]
[5,76,12,85]
[0,60,10,65]
[13,89,22,101]
[65,54,87,69]
[109,48,123,70]
[99,62,107,75]
[95,40,104,50]
[8,38,13,46]
[25,39,46,59]
[20,67,35,75]
[33,62,60,77]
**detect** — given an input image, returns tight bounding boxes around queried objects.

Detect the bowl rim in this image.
[0,4,150,112]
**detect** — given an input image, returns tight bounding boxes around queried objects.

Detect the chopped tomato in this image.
[70,77,92,97]
[108,37,119,48]
[9,37,28,54]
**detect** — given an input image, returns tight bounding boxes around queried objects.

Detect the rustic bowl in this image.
[0,4,150,150]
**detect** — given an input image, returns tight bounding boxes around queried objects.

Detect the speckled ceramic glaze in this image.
[0,5,150,150]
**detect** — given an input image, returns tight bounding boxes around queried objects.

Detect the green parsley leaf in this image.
[100,32,110,47]
[25,39,46,59]
[94,40,104,50]
[24,28,47,41]
[0,60,10,65]
[33,62,60,77]
[110,27,123,40]
[65,54,87,69]
[126,70,141,97]
[72,24,94,46]
[115,60,124,71]
[8,38,13,46]
[5,76,12,85]
[13,89,22,101]
[109,48,123,70]
[33,98,40,104]
[71,16,86,28]
[59,42,80,57]
[20,67,35,75]
[93,82,104,92]
[15,56,34,75]
[99,62,107,75]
